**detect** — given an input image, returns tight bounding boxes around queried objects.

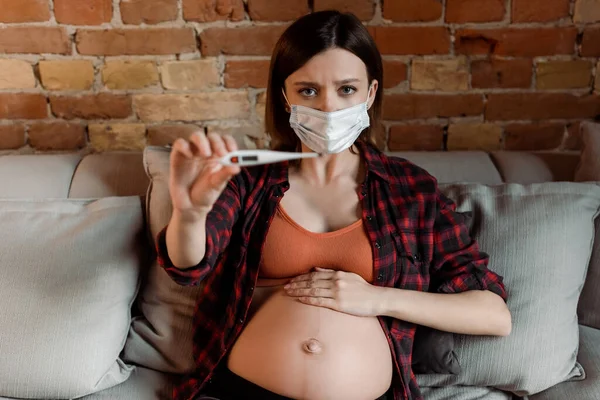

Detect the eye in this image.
[298,88,317,97]
[340,86,357,96]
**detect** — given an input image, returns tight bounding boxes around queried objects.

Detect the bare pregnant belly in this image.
[226,282,393,400]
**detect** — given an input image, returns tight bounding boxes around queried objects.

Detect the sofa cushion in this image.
[575,122,600,330]
[78,366,177,400]
[417,182,600,396]
[387,151,503,184]
[491,151,580,184]
[0,197,145,399]
[0,154,81,198]
[529,325,600,400]
[420,385,512,399]
[69,153,149,198]
[0,366,176,400]
[123,146,200,374]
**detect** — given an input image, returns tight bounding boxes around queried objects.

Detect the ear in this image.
[281,87,292,113]
[367,79,379,110]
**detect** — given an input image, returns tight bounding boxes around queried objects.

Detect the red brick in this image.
[383,0,442,22]
[314,0,375,21]
[371,27,450,55]
[0,124,26,149]
[504,123,565,151]
[573,0,600,23]
[28,122,86,150]
[471,58,532,89]
[76,29,196,56]
[383,94,484,120]
[134,93,249,122]
[54,0,112,25]
[183,0,244,22]
[581,28,600,57]
[512,0,570,22]
[446,0,505,23]
[455,28,577,57]
[0,27,70,55]
[120,0,178,24]
[200,26,287,56]
[0,0,50,22]
[486,94,600,121]
[50,94,132,120]
[248,0,308,21]
[147,124,201,146]
[388,125,444,151]
[0,94,47,119]
[224,60,271,88]
[383,60,408,89]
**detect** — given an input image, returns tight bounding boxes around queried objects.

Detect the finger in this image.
[298,297,338,310]
[285,279,334,290]
[171,138,193,159]
[207,133,228,158]
[189,131,211,158]
[210,164,240,185]
[289,270,334,283]
[286,287,335,298]
[222,134,239,153]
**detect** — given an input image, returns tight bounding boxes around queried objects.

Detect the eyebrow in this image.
[293,78,361,86]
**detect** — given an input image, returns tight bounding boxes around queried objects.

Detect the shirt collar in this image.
[354,140,391,183]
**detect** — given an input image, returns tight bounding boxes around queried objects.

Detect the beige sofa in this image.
[0,147,597,400]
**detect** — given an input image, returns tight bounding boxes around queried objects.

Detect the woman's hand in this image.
[284,267,384,317]
[169,132,241,217]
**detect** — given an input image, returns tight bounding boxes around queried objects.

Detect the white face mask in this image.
[283,86,372,154]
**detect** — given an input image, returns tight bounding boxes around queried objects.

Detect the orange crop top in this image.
[258,204,374,286]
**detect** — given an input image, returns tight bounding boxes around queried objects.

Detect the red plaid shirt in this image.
[156,140,507,400]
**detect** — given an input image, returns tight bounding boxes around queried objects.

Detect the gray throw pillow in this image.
[416,182,600,396]
[0,197,144,399]
[575,121,600,330]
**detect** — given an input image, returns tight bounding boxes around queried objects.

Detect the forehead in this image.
[287,48,368,83]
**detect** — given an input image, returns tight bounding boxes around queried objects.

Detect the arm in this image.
[156,177,242,286]
[379,287,511,336]
[381,186,511,336]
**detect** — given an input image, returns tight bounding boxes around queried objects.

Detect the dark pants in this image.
[197,363,391,400]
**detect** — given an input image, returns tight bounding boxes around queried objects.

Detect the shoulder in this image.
[375,150,439,197]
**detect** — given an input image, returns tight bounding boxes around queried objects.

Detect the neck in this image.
[296,143,360,186]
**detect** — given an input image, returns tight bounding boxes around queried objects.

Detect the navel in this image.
[302,338,323,354]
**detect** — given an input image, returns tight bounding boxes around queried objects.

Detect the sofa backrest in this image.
[0,149,580,199]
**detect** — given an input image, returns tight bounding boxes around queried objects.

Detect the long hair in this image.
[265,10,384,151]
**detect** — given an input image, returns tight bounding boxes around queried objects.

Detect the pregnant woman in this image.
[157,10,511,400]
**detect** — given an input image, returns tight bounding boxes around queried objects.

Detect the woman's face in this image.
[283,48,378,113]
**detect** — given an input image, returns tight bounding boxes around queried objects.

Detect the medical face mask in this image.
[283,86,373,154]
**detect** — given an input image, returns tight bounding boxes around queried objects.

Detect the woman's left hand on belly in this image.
[283,267,383,317]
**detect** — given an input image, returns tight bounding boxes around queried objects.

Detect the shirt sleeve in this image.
[155,175,243,286]
[429,185,507,302]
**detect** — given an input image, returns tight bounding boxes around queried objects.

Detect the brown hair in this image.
[265,10,384,151]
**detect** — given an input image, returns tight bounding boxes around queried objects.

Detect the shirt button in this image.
[366,216,373,221]
[238,318,244,324]
[378,273,384,280]
[361,191,367,196]
[375,241,381,249]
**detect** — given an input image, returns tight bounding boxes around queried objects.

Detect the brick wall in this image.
[0,0,599,154]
